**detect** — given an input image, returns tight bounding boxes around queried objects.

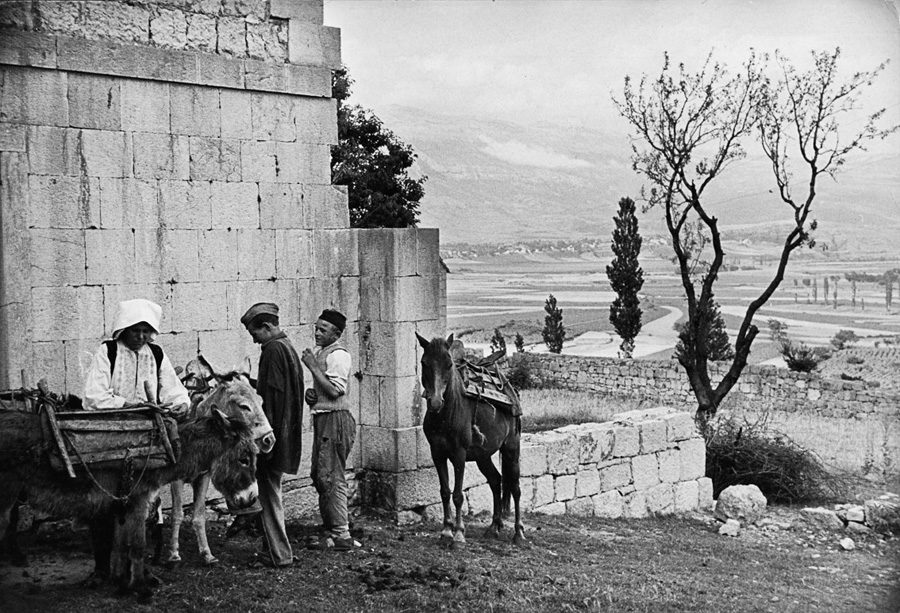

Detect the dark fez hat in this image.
[241,302,279,326]
[319,309,346,332]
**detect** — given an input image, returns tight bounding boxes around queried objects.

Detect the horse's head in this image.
[206,409,259,510]
[189,355,276,455]
[417,332,457,414]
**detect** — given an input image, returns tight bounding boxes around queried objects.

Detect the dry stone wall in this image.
[512,353,900,476]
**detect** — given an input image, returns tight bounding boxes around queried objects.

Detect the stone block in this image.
[416,425,434,468]
[79,129,130,179]
[171,85,220,138]
[67,73,121,131]
[159,180,211,229]
[244,59,286,92]
[555,474,576,502]
[33,341,66,393]
[275,279,307,327]
[623,491,648,518]
[631,454,660,490]
[84,227,139,284]
[149,7,188,49]
[64,338,104,396]
[32,1,79,33]
[283,481,319,521]
[271,141,302,183]
[593,490,624,519]
[284,63,331,97]
[216,17,247,58]
[81,1,149,44]
[224,280,279,328]
[198,230,239,282]
[241,140,277,182]
[57,36,194,84]
[312,229,359,278]
[678,438,706,481]
[599,460,631,491]
[359,321,418,378]
[645,483,674,515]
[271,0,324,23]
[394,468,442,509]
[190,137,242,182]
[29,229,86,287]
[28,175,101,228]
[259,183,303,228]
[359,371,422,429]
[532,474,554,508]
[519,440,548,477]
[171,282,228,331]
[359,275,442,324]
[98,178,159,228]
[462,460,490,490]
[416,228,442,276]
[566,497,594,517]
[640,419,668,454]
[133,133,189,180]
[150,229,199,283]
[26,126,78,176]
[250,93,294,142]
[235,229,276,280]
[361,426,418,473]
[665,411,697,441]
[575,467,601,498]
[185,13,217,53]
[308,275,359,323]
[357,228,418,278]
[219,89,253,140]
[656,448,681,484]
[572,423,614,464]
[697,477,714,511]
[31,285,104,341]
[0,66,68,127]
[533,502,566,516]
[293,97,338,145]
[674,480,699,513]
[465,483,494,516]
[518,477,535,511]
[197,52,244,89]
[288,23,341,69]
[0,30,57,69]
[121,79,170,133]
[302,183,348,228]
[209,181,259,228]
[154,331,200,373]
[247,21,289,63]
[275,229,314,278]
[0,124,26,152]
[198,329,257,371]
[611,425,640,457]
[530,431,578,475]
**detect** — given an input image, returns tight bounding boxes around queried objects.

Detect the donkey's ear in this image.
[416,332,429,350]
[195,354,217,379]
[233,355,252,378]
[446,333,454,345]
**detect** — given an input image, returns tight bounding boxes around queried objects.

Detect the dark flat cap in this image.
[319,309,346,332]
[241,302,279,326]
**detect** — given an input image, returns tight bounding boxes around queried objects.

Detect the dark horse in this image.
[417,333,525,546]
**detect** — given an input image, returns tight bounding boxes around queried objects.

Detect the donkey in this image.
[0,408,259,596]
[164,358,274,566]
[416,333,525,547]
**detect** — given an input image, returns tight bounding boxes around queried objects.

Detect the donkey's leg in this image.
[450,450,467,547]
[166,481,184,564]
[501,440,526,545]
[190,474,218,565]
[124,494,156,598]
[2,499,28,567]
[475,456,503,539]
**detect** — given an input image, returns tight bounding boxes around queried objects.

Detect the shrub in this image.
[514,333,525,353]
[490,328,507,355]
[705,413,847,503]
[845,355,865,365]
[507,358,537,390]
[780,340,830,372]
[830,329,859,350]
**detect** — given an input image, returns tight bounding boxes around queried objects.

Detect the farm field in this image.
[445,245,900,368]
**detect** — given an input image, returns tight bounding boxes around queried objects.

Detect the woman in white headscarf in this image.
[83,298,190,415]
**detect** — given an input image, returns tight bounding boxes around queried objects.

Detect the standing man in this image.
[301,309,358,551]
[241,302,304,568]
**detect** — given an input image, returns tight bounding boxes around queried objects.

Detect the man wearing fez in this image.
[241,302,304,567]
[301,309,359,551]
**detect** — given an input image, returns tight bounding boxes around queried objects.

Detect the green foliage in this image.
[705,413,846,503]
[331,68,427,228]
[490,328,507,355]
[767,319,788,344]
[606,196,644,358]
[780,341,831,372]
[674,299,734,363]
[507,357,537,390]
[514,333,525,353]
[830,329,859,350]
[542,294,565,354]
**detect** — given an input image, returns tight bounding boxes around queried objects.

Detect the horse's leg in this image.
[501,436,526,545]
[450,449,467,547]
[166,481,184,564]
[190,474,218,565]
[430,452,454,543]
[475,456,503,539]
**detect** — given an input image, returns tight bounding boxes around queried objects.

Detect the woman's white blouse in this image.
[83,341,190,410]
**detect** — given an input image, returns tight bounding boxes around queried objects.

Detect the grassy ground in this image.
[519,389,640,433]
[2,509,897,612]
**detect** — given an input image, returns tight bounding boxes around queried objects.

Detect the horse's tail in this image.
[500,416,522,517]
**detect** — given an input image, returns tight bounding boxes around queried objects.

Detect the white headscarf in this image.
[111,299,162,340]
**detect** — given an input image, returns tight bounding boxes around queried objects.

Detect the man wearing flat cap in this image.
[301,309,358,551]
[241,302,304,567]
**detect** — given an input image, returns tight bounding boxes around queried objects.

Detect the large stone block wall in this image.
[512,353,900,476]
[358,407,713,522]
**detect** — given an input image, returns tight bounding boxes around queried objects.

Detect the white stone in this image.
[839,537,855,551]
[631,454,659,490]
[800,507,844,531]
[719,518,741,537]
[593,490,624,519]
[714,484,767,524]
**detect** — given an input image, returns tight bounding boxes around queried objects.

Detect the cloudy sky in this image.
[324,0,900,146]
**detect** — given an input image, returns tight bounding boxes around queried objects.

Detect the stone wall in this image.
[359,407,713,522]
[511,353,900,476]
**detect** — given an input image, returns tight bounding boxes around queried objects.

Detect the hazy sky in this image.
[324,0,900,143]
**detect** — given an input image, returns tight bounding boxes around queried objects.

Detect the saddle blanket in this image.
[459,360,522,416]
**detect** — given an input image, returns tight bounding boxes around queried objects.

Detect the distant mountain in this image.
[377,105,900,251]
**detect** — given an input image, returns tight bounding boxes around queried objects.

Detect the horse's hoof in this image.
[512,531,526,546]
[483,526,501,540]
[202,555,219,566]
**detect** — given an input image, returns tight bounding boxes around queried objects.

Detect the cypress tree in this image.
[606,196,644,358]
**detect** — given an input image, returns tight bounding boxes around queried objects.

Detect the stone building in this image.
[0,0,445,515]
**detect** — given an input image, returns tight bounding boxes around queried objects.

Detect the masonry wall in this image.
[512,353,900,477]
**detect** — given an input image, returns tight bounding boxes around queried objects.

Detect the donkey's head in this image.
[417,333,458,414]
[206,409,259,510]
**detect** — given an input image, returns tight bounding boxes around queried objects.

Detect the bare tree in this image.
[615,49,896,425]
